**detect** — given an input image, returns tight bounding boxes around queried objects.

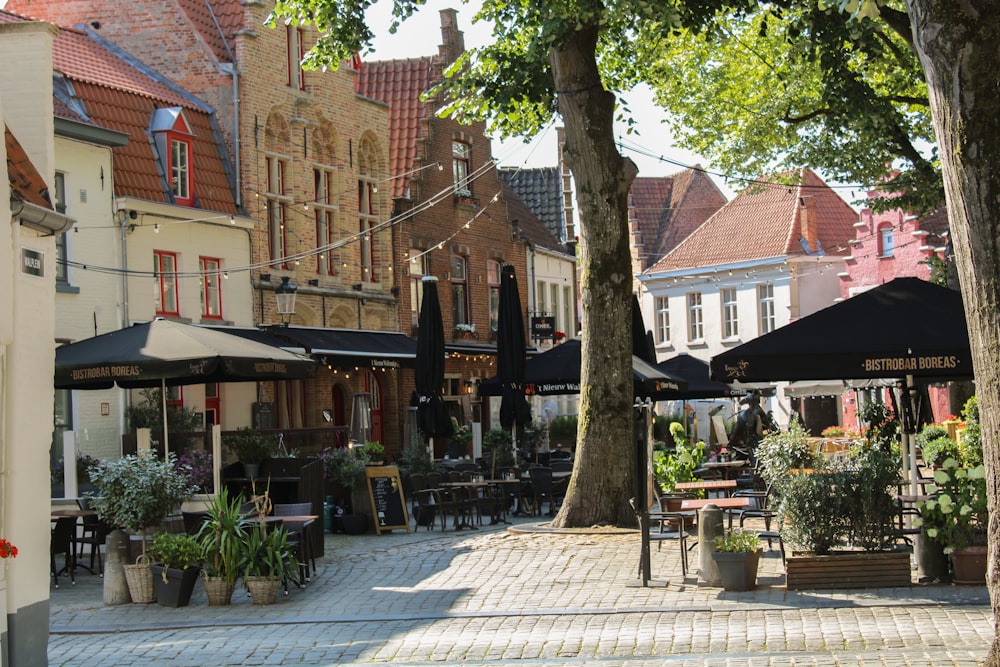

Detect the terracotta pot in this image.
[951,545,987,585]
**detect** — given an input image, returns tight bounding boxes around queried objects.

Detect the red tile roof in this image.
[0,9,237,213]
[647,169,857,272]
[630,168,728,270]
[6,126,53,209]
[355,57,435,200]
[176,0,243,63]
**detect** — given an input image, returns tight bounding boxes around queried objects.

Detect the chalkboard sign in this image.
[364,465,410,535]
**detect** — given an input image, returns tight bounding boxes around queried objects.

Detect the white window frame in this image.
[879,224,895,258]
[452,141,471,196]
[758,282,775,334]
[687,292,703,342]
[451,255,469,326]
[314,166,338,275]
[721,287,739,339]
[655,296,670,345]
[266,154,291,267]
[409,252,428,327]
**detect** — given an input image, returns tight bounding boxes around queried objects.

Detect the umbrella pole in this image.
[161,378,170,459]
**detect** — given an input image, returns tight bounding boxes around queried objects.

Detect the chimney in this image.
[438,9,465,65]
[799,196,818,253]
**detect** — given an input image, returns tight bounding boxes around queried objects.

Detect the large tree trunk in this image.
[547,24,639,527]
[905,2,1000,662]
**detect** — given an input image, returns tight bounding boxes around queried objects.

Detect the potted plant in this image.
[89,453,193,603]
[320,447,369,533]
[147,531,202,607]
[224,427,277,479]
[362,441,385,465]
[916,459,987,583]
[483,428,515,475]
[194,487,248,605]
[757,418,910,590]
[242,522,298,604]
[447,422,472,459]
[652,422,706,500]
[713,529,763,591]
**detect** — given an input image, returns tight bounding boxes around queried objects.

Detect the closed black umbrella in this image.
[413,277,453,439]
[498,265,530,429]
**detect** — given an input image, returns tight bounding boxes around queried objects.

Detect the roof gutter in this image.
[12,198,75,235]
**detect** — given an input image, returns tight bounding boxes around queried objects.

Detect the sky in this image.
[363,0,730,191]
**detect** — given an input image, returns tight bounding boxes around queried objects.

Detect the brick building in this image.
[9,0,419,453]
[356,9,536,455]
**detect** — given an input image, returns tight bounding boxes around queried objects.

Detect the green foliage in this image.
[652,425,705,493]
[362,441,385,461]
[922,436,960,469]
[776,442,901,554]
[958,396,982,467]
[483,428,515,468]
[51,452,103,486]
[643,4,941,212]
[916,460,987,553]
[549,415,578,439]
[127,388,205,451]
[90,453,193,552]
[319,447,368,489]
[755,418,820,490]
[224,428,278,465]
[148,532,202,572]
[858,401,899,449]
[714,529,760,553]
[195,488,249,586]
[395,440,436,478]
[915,424,948,452]
[242,523,299,582]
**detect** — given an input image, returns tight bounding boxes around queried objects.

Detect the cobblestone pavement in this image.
[48,517,992,666]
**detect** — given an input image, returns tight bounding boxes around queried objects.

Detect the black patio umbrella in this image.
[412,277,453,439]
[54,318,317,454]
[631,294,657,365]
[497,264,530,430]
[708,277,973,493]
[655,354,750,399]
[481,339,687,397]
[709,278,973,384]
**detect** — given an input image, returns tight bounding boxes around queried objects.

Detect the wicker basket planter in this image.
[245,576,280,605]
[202,574,236,606]
[785,551,911,590]
[123,555,156,604]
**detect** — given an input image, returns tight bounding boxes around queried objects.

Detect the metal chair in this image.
[273,503,315,583]
[51,516,77,588]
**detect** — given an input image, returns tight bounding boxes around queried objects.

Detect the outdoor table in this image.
[679,497,750,511]
[673,479,736,497]
[697,460,750,480]
[484,479,522,524]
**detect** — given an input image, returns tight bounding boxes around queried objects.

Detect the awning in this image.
[209,325,417,369]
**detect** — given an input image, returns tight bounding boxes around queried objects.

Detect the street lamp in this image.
[275,276,297,326]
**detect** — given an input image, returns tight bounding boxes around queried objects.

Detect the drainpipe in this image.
[209,0,241,207]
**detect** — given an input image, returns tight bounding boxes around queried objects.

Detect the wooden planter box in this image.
[785,551,911,590]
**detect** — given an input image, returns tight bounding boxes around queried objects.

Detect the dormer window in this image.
[151,108,195,207]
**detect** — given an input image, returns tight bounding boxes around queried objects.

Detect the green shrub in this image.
[652,423,705,493]
[148,532,202,572]
[224,428,278,465]
[483,428,515,467]
[959,396,982,466]
[916,424,948,451]
[755,417,819,491]
[922,436,961,468]
[714,529,760,553]
[549,415,578,439]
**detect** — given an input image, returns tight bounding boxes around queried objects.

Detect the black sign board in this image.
[364,465,410,534]
[530,315,555,339]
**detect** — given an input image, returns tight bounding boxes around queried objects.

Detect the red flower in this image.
[0,538,18,559]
